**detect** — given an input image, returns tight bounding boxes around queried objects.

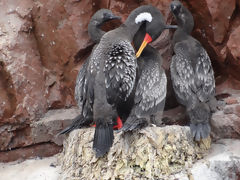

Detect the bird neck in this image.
[173,27,190,45]
[88,20,105,43]
[122,22,142,41]
[132,23,152,55]
[177,7,194,35]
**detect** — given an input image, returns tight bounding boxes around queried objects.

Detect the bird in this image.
[58,9,121,135]
[90,5,178,157]
[120,11,178,131]
[170,0,216,141]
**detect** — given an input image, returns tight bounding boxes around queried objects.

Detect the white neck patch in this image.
[135,12,153,24]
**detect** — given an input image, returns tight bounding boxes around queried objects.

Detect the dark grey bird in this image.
[120,13,178,131]
[170,0,216,141]
[91,5,178,157]
[58,9,121,135]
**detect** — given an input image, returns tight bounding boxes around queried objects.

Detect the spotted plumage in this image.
[90,5,174,157]
[120,10,174,131]
[104,41,137,105]
[135,58,166,117]
[170,0,217,141]
[58,9,120,135]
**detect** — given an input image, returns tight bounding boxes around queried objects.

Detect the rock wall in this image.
[0,0,240,162]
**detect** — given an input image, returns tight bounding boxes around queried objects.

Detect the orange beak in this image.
[136,33,152,58]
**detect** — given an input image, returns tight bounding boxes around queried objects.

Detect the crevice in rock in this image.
[0,61,17,121]
[0,142,62,163]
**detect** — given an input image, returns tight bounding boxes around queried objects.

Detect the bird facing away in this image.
[170,0,216,141]
[120,11,178,132]
[58,9,121,135]
[91,5,177,157]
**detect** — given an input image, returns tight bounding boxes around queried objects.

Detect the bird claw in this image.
[190,123,210,141]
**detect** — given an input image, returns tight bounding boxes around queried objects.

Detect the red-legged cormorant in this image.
[170,1,216,141]
[120,12,177,131]
[92,5,177,157]
[58,9,121,135]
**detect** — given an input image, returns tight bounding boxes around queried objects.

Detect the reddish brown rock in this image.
[0,0,48,151]
[211,111,240,139]
[206,0,236,43]
[227,25,240,61]
[0,143,62,163]
[225,97,239,105]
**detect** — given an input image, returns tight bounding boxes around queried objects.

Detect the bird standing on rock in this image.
[170,0,216,141]
[120,11,177,131]
[91,5,178,157]
[58,9,121,135]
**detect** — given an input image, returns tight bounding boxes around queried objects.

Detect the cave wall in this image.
[0,0,239,162]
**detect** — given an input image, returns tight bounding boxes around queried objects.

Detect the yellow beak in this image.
[135,33,152,58]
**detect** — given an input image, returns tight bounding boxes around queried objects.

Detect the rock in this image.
[0,108,80,162]
[0,155,61,179]
[211,96,240,139]
[227,25,240,61]
[190,139,240,180]
[31,108,81,146]
[224,97,239,105]
[60,126,210,180]
[206,0,235,43]
[0,143,62,163]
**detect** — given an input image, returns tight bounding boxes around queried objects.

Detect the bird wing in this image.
[74,44,101,120]
[134,58,167,117]
[75,58,89,108]
[104,40,137,105]
[170,48,198,107]
[194,48,215,102]
[171,40,215,107]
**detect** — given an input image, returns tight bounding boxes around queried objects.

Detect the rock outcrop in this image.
[60,128,240,180]
[60,126,211,180]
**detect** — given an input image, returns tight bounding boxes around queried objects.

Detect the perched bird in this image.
[170,0,216,141]
[91,5,177,157]
[121,12,177,131]
[58,9,121,135]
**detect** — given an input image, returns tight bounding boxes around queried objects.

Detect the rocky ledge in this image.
[60,126,211,180]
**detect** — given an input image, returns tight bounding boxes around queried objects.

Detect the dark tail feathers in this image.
[120,115,147,132]
[187,102,211,141]
[93,121,114,158]
[188,102,211,124]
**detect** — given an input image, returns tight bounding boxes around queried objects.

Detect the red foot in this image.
[91,117,123,130]
[113,117,123,130]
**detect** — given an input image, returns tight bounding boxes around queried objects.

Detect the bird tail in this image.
[120,115,148,132]
[93,121,114,158]
[187,102,211,141]
[188,102,211,124]
[57,114,90,136]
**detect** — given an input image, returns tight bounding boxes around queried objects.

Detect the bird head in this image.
[170,1,194,34]
[134,5,177,58]
[91,9,121,26]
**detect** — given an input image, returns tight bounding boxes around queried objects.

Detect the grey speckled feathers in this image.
[170,0,216,141]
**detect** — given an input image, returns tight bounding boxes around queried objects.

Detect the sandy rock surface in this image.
[0,155,61,180]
